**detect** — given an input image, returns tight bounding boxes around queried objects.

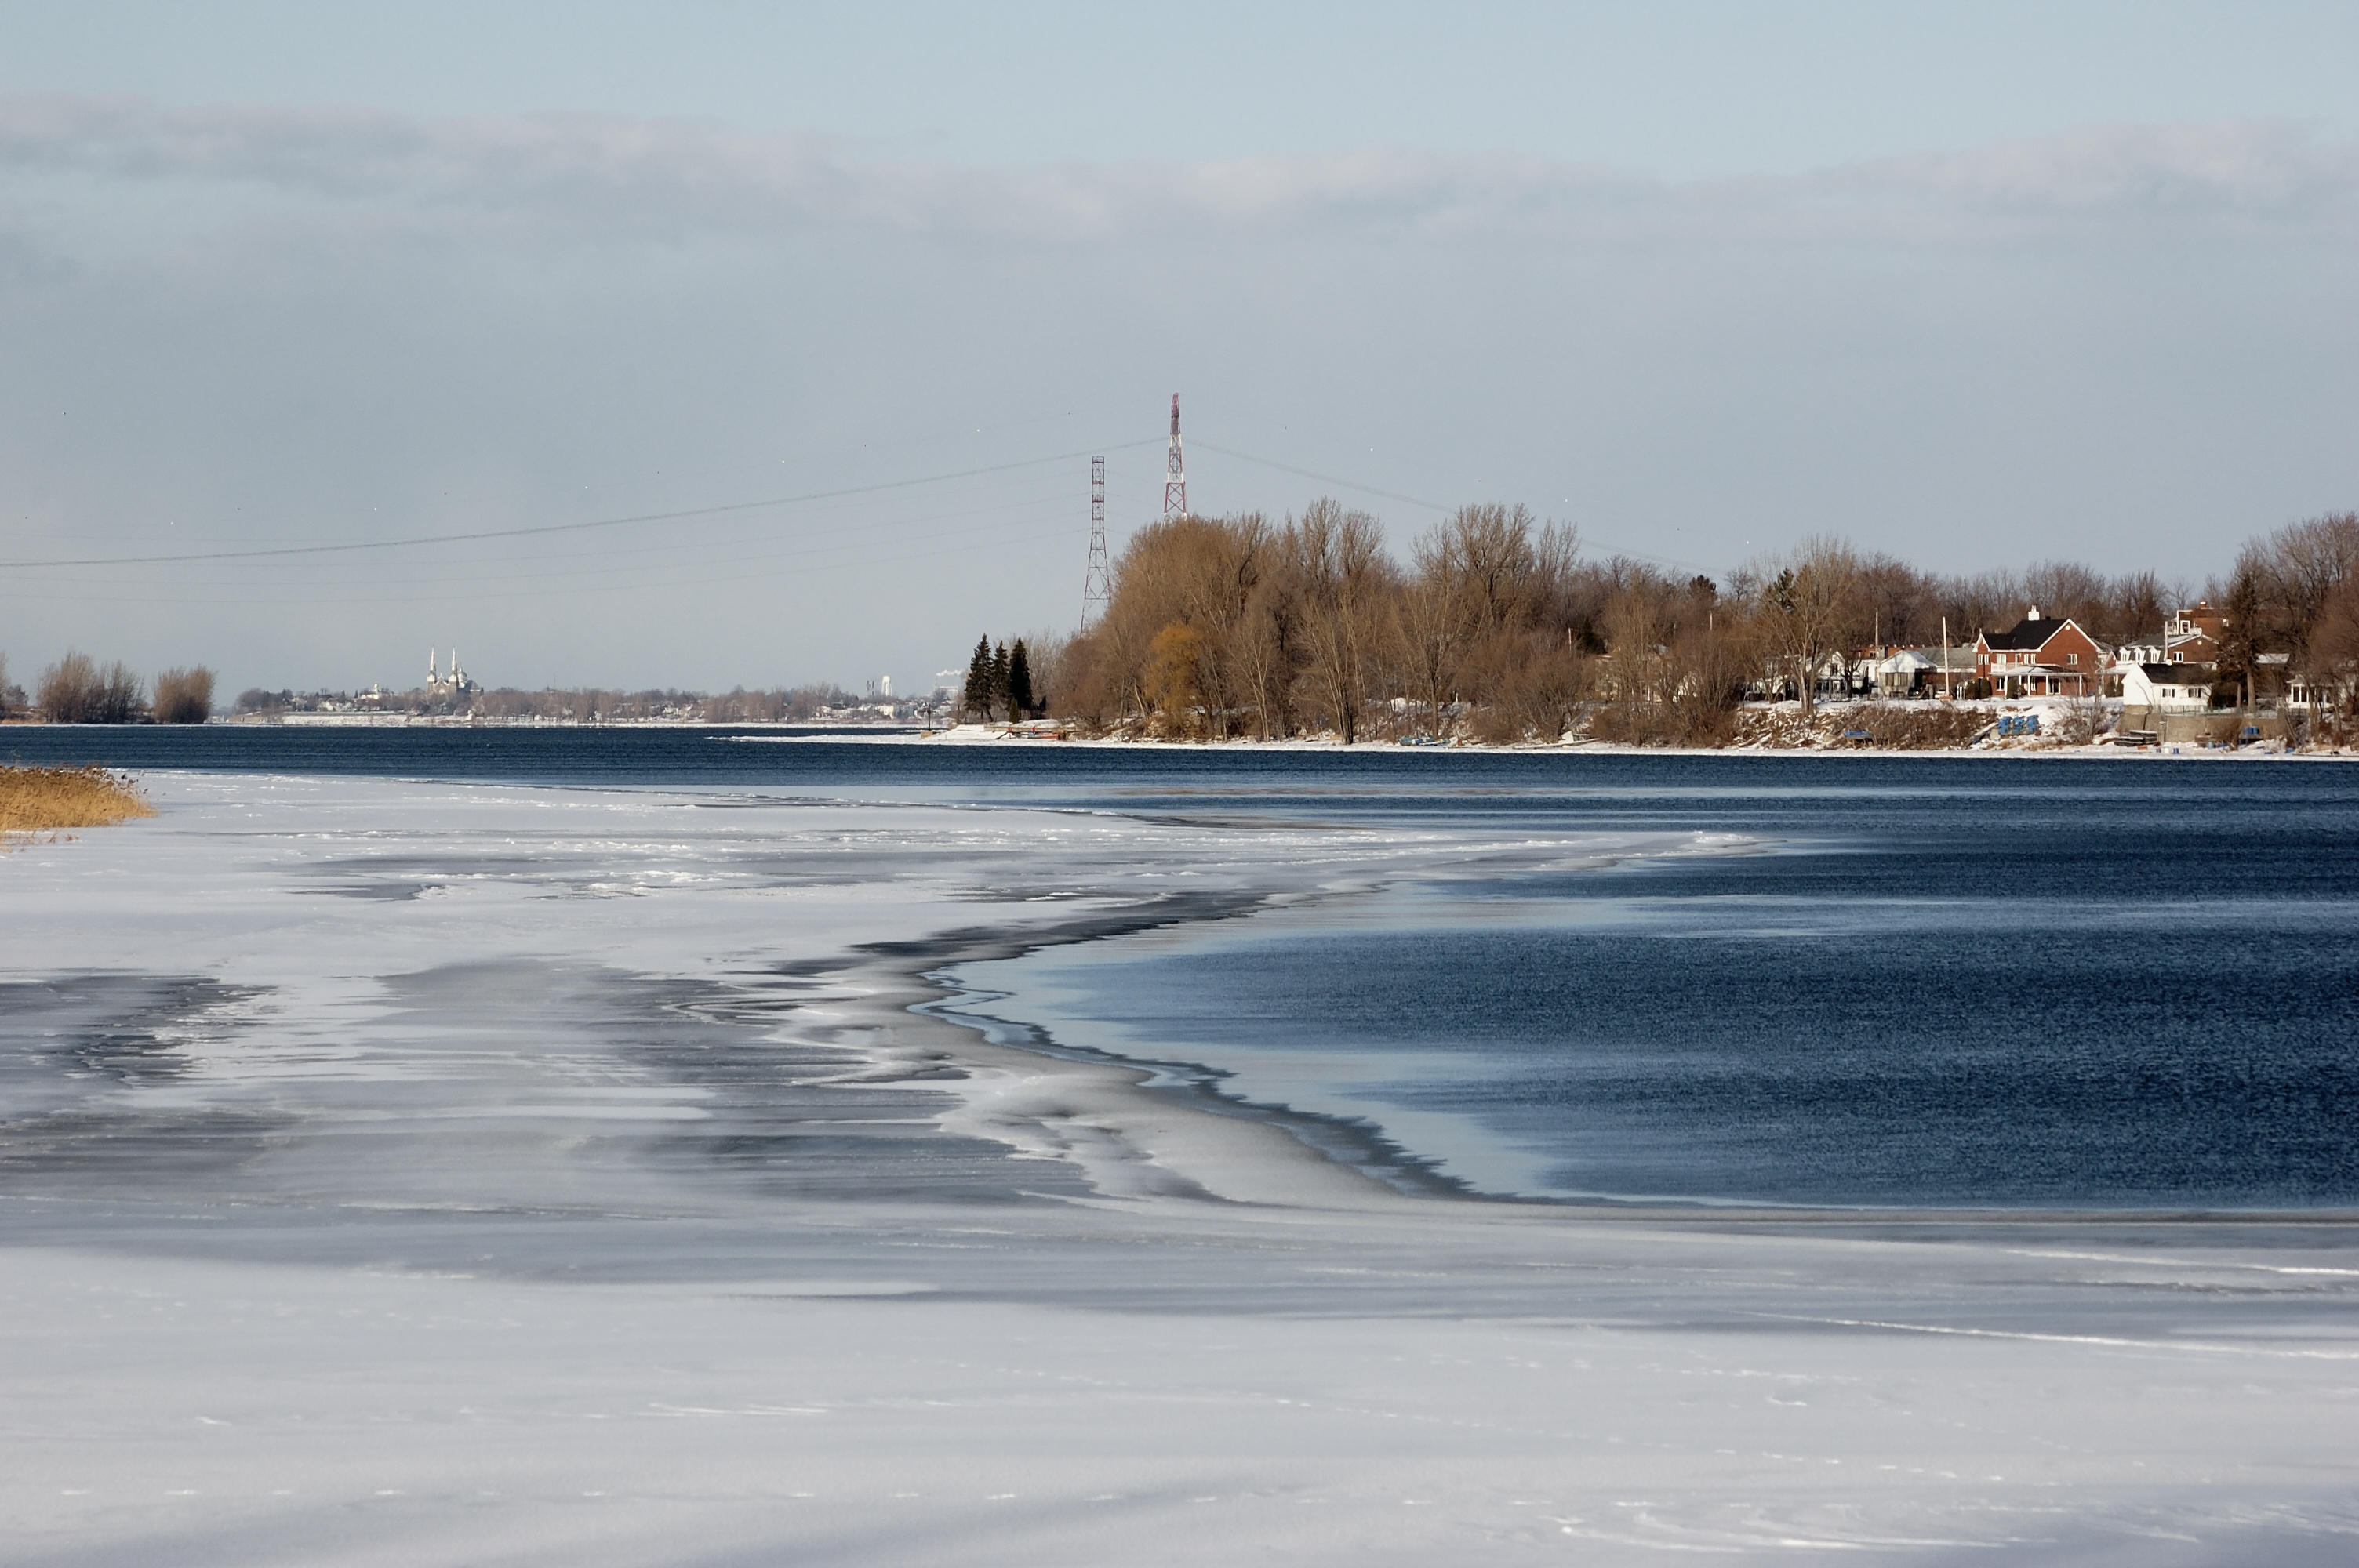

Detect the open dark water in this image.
[12,725,2359,1208]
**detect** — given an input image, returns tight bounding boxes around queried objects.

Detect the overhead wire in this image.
[1194,438,1714,575]
[3,430,1720,607]
[6,477,1081,595]
[0,523,1089,608]
[0,440,1161,571]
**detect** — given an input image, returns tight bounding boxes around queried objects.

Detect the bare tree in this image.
[2308,576,2359,723]
[1398,531,1470,737]
[1290,499,1390,743]
[1235,567,1303,739]
[1930,568,2023,643]
[1759,538,1862,717]
[152,666,216,724]
[1143,622,1208,736]
[2241,513,2359,677]
[39,652,145,724]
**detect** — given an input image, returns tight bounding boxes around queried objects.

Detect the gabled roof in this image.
[1979,612,2092,652]
[2137,664,2212,683]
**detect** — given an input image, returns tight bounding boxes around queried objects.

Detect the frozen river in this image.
[2,732,2356,1563]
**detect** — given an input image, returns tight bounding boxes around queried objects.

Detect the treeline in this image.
[234,683,873,722]
[0,652,215,724]
[1038,503,2359,742]
[463,683,869,723]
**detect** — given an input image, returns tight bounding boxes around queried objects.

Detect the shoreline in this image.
[863,847,2359,1228]
[9,717,2350,761]
[900,922,2359,1229]
[738,726,2358,761]
[813,887,1448,1214]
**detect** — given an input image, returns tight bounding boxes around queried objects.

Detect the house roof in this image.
[1980,612,2090,652]
[2138,664,2212,683]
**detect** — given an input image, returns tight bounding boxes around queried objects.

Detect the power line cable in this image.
[0,523,1089,608]
[1190,441,1455,515]
[1,441,1158,570]
[1194,438,1713,575]
[13,481,1078,593]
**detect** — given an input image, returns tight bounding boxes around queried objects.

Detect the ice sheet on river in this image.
[2,773,2354,1565]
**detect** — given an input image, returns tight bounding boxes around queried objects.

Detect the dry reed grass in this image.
[0,765,157,840]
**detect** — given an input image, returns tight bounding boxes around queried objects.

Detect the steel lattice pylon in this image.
[1163,393,1186,521]
[1081,455,1110,628]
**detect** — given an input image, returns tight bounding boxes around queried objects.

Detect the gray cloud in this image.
[3,93,2353,695]
[2,93,2354,245]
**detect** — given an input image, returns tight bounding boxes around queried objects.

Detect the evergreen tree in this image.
[961,635,993,723]
[989,642,1010,721]
[1007,640,1035,723]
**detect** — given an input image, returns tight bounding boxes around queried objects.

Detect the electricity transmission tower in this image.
[1163,393,1186,521]
[1081,455,1110,628]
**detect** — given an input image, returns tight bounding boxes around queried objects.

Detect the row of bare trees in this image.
[2226,513,2359,708]
[1054,502,1732,742]
[1041,503,2359,742]
[0,652,214,723]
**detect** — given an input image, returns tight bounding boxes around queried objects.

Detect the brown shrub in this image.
[1589,698,1741,747]
[152,666,216,724]
[0,765,155,837]
[1462,702,1528,745]
[2052,696,2111,746]
[1846,702,1990,750]
[1735,708,1816,748]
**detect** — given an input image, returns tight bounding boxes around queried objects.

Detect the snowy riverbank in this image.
[4,773,2356,1564]
[741,716,2357,760]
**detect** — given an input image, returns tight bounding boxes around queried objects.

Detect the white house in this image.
[2287,670,2354,714]
[2111,661,2211,713]
[1871,648,1936,697]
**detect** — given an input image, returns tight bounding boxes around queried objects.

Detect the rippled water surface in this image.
[18,726,2358,1207]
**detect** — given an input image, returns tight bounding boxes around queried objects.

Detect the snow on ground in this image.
[2,773,2356,1565]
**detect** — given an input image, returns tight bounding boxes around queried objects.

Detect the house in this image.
[2163,601,2225,667]
[2288,670,2354,714]
[2110,662,2212,713]
[1972,610,2106,697]
[1871,648,1936,697]
[2115,602,2227,670]
[1861,646,1979,697]
[1808,649,1871,702]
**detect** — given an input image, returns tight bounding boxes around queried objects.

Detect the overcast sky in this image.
[3,2,2356,695]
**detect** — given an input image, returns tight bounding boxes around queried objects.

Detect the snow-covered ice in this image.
[3,773,2355,1564]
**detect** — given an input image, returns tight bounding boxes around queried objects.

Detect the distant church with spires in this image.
[425,649,475,699]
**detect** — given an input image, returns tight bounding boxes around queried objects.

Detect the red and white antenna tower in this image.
[1162,393,1187,521]
[1081,456,1110,628]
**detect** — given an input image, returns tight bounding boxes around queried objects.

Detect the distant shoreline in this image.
[740,723,2357,761]
[9,712,2350,760]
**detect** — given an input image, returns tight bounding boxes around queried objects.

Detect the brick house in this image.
[1973,610,2106,697]
[2162,601,2223,667]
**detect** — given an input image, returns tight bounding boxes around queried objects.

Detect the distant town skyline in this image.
[2,2,2355,697]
